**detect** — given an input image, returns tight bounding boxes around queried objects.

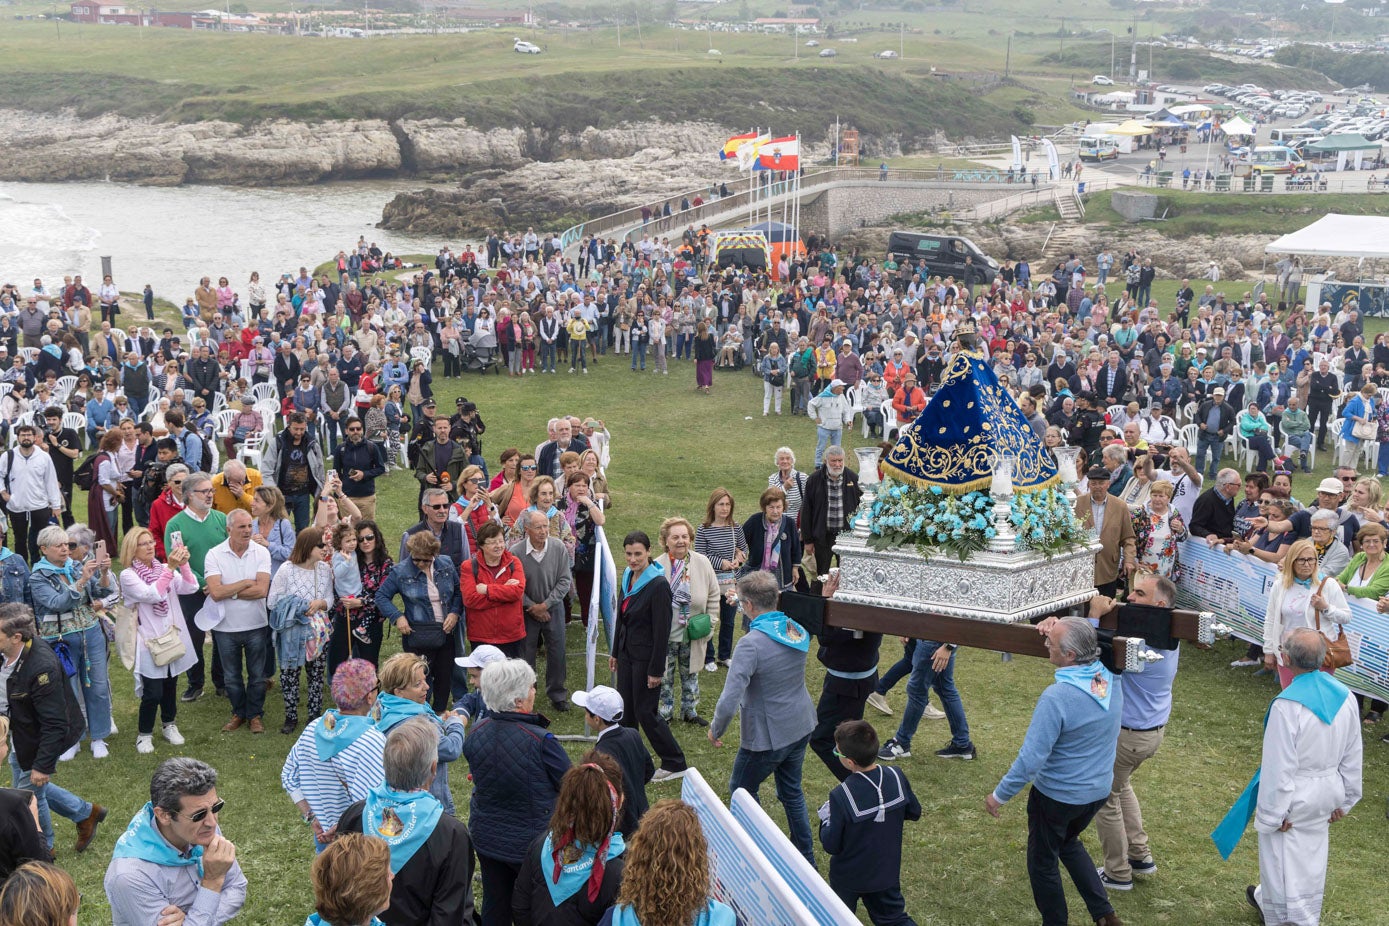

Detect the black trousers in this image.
[404,637,456,713]
[811,530,841,595]
[832,885,917,926]
[9,508,49,564]
[138,674,179,734]
[810,672,876,782]
[616,652,687,772]
[476,853,521,926]
[1309,399,1334,447]
[177,589,223,693]
[1025,786,1113,926]
[1095,580,1120,599]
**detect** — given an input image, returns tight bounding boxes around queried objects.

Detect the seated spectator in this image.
[105,758,247,926]
[306,834,392,926]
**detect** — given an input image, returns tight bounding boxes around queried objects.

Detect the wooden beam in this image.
[1093,606,1211,647]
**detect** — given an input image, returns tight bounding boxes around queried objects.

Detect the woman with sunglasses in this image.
[344,521,394,669]
[269,528,336,736]
[450,465,501,552]
[1263,538,1351,690]
[375,532,461,714]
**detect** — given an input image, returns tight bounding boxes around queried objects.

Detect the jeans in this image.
[815,427,842,467]
[631,342,646,370]
[57,622,113,741]
[286,493,313,531]
[570,340,587,370]
[1287,432,1313,470]
[214,626,269,720]
[539,341,556,372]
[1026,787,1113,926]
[895,642,970,751]
[875,639,918,696]
[1195,434,1224,479]
[728,733,815,865]
[714,591,738,662]
[9,752,91,851]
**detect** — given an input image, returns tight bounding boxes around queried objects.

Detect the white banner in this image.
[730,791,858,925]
[1042,138,1060,181]
[584,522,617,693]
[1174,538,1389,701]
[680,769,818,925]
[1010,135,1024,172]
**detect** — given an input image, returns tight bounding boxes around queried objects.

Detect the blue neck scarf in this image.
[749,610,810,652]
[32,557,77,580]
[1293,576,1314,588]
[1053,662,1114,711]
[111,803,204,877]
[314,710,375,761]
[1211,670,1352,859]
[373,693,437,734]
[362,785,443,874]
[541,832,625,908]
[305,915,385,926]
[606,901,736,926]
[621,562,664,603]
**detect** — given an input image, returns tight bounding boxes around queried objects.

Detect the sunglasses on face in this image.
[520,464,537,471]
[424,503,449,510]
[173,800,225,822]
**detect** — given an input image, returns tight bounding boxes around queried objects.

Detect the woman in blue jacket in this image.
[373,532,461,713]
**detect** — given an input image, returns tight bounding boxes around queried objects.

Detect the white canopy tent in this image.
[1221,116,1255,137]
[1265,214,1389,259]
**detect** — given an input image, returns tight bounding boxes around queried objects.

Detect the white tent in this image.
[1265,214,1389,259]
[1221,116,1255,136]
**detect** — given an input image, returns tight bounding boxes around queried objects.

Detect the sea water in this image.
[0,180,437,305]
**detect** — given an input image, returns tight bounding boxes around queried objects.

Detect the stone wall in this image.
[810,184,1015,238]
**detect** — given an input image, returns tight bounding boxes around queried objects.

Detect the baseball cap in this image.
[1317,477,1345,494]
[572,685,625,722]
[455,644,507,669]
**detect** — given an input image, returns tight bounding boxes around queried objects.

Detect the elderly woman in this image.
[741,486,804,591]
[1263,538,1351,691]
[269,527,336,736]
[1309,508,1351,576]
[1237,400,1276,473]
[30,524,114,760]
[119,527,198,755]
[504,476,574,553]
[373,652,465,815]
[655,517,720,728]
[375,531,462,714]
[858,372,889,438]
[1133,481,1188,578]
[306,833,393,926]
[462,658,571,926]
[579,449,609,508]
[282,660,386,851]
[768,447,808,526]
[1117,453,1156,509]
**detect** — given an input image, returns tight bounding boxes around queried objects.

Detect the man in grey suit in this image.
[510,510,573,712]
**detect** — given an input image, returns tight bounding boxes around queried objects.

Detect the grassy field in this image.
[45,342,1389,925]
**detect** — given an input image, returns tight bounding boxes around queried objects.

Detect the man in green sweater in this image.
[1281,396,1313,473]
[164,472,229,703]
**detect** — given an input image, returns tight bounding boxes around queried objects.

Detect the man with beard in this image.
[0,425,63,562]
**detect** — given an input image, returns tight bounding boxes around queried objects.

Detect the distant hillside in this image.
[1040,45,1336,91]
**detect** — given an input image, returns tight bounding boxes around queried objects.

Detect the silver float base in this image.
[832,531,1101,624]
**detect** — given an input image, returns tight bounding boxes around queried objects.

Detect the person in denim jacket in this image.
[374,532,462,713]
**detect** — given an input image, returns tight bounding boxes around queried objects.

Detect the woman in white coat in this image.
[1262,538,1352,690]
[118,526,200,754]
[655,516,721,727]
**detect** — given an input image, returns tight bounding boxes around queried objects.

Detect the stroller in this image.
[462,337,500,375]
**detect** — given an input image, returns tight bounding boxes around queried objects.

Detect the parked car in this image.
[805,39,819,46]
[1093,75,1115,86]
[513,39,541,54]
[819,47,837,57]
[875,49,898,59]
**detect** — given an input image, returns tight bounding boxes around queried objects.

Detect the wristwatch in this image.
[944,644,958,652]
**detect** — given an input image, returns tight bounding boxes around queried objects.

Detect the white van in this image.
[1241,145,1307,175]
[1269,127,1318,146]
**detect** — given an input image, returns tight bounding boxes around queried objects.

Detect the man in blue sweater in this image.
[985,617,1123,926]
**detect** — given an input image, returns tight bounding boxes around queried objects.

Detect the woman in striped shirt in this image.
[695,488,747,670]
[767,447,808,527]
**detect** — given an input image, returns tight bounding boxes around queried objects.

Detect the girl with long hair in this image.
[604,800,733,926]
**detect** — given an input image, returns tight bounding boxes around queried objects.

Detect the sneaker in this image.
[704,661,718,673]
[878,738,911,761]
[583,368,588,374]
[935,743,977,760]
[109,721,118,735]
[866,692,893,715]
[682,714,710,727]
[180,688,204,703]
[135,735,155,755]
[91,739,109,759]
[162,724,185,746]
[923,703,947,720]
[1230,658,1260,668]
[1096,867,1133,891]
[59,745,79,762]
[1129,857,1158,876]
[569,367,576,373]
[651,768,687,783]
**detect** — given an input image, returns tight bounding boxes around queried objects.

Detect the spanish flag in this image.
[719,130,758,160]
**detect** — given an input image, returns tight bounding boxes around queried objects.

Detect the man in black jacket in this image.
[184,345,222,408]
[806,574,883,782]
[1189,468,1241,544]
[800,447,863,595]
[339,717,474,926]
[1194,387,1236,481]
[1307,358,1341,451]
[0,604,106,853]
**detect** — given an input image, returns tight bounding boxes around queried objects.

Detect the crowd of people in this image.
[0,229,1379,926]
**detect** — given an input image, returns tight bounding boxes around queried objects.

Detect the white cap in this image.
[572,685,625,722]
[455,644,507,669]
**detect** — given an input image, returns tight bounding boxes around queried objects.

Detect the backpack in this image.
[74,451,104,492]
[184,430,214,474]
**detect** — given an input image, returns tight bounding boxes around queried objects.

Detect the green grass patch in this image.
[42,348,1389,924]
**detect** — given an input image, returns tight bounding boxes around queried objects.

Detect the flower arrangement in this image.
[867,483,996,561]
[867,480,1087,561]
[1008,487,1089,557]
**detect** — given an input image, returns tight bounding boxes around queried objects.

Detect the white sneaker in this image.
[651,768,688,783]
[109,721,118,735]
[1230,658,1260,668]
[59,745,79,762]
[162,723,185,746]
[866,692,893,715]
[923,704,947,720]
[91,740,109,759]
[135,735,155,755]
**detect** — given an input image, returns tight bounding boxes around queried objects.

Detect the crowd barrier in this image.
[1174,538,1389,702]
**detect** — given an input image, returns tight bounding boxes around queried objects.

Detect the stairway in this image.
[1053,189,1083,222]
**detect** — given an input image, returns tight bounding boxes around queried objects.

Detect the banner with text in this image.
[1174,538,1389,701]
[730,791,858,925]
[681,769,818,925]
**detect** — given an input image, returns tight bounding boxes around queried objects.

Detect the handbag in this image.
[1313,577,1354,670]
[1352,419,1377,441]
[146,626,187,667]
[685,611,713,642]
[404,620,447,652]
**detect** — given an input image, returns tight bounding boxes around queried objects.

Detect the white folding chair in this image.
[238,432,265,471]
[881,399,899,441]
[211,392,227,414]
[250,382,278,405]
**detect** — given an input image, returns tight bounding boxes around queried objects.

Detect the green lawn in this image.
[47,350,1387,925]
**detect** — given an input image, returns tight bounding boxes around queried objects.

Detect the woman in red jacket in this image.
[460,521,527,657]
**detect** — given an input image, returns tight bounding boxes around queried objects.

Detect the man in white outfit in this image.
[1247,628,1362,926]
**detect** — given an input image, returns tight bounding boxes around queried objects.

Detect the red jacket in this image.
[893,385,927,424]
[150,490,184,560]
[460,550,527,645]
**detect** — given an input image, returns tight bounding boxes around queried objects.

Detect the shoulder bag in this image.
[146,625,187,667]
[1313,576,1354,670]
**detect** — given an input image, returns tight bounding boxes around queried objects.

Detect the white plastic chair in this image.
[250,382,278,405]
[18,348,37,364]
[212,409,237,436]
[1179,423,1199,454]
[1106,404,1126,423]
[54,375,77,401]
[238,432,265,471]
[211,392,227,414]
[881,399,899,441]
[62,412,87,448]
[1180,400,1197,425]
